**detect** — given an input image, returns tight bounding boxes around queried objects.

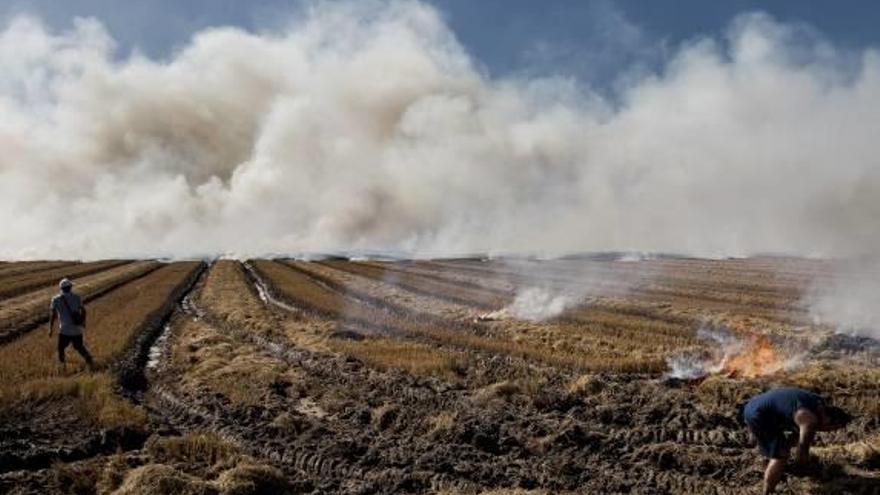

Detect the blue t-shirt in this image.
[743,387,824,433]
[51,292,84,336]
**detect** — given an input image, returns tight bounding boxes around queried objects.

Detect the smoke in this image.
[804,259,880,339]
[505,287,576,321]
[667,325,740,380]
[667,354,713,381]
[1,2,879,260]
[487,257,644,321]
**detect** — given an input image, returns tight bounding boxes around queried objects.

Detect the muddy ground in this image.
[0,259,878,494]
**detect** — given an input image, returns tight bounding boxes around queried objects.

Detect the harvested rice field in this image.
[0,257,877,494]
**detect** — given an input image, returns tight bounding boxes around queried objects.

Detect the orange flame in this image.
[720,335,784,378]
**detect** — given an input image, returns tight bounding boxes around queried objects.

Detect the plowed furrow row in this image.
[283,260,486,323]
[431,258,802,302]
[360,261,513,299]
[0,262,202,385]
[152,260,837,495]
[245,262,544,380]
[250,260,459,339]
[151,281,445,490]
[158,274,565,492]
[0,261,76,280]
[438,258,745,291]
[0,260,131,302]
[255,260,666,373]
[427,260,812,324]
[217,262,555,389]
[0,261,162,344]
[308,261,695,358]
[0,262,205,477]
[317,260,506,309]
[367,262,701,345]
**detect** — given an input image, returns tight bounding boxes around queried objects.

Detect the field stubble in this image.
[1,257,878,495]
[0,261,203,478]
[0,261,162,344]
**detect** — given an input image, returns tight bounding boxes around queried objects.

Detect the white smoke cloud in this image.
[805,259,880,339]
[0,2,879,260]
[490,257,644,321]
[505,287,576,322]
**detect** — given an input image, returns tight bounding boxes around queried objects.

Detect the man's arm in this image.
[793,408,818,464]
[48,308,56,337]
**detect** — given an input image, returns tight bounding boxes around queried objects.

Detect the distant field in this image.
[0,257,877,494]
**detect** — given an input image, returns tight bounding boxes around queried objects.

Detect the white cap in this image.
[59,278,73,289]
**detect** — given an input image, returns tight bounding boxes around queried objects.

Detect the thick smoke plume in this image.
[1,1,879,260]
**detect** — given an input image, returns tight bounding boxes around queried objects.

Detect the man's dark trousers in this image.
[58,334,94,365]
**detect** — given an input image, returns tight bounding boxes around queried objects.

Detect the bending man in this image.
[49,278,94,367]
[743,387,852,494]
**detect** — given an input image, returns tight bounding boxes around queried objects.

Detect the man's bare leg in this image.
[763,458,786,495]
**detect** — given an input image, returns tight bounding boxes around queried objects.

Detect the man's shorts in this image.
[750,427,790,458]
[745,415,793,459]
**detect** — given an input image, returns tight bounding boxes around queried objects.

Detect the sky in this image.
[2,0,879,87]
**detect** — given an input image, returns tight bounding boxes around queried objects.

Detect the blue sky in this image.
[2,0,877,87]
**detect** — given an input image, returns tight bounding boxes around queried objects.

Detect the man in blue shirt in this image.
[743,387,852,494]
[49,278,94,367]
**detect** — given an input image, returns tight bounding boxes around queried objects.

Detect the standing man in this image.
[49,278,94,367]
[743,387,852,494]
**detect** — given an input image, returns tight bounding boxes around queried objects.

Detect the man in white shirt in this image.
[49,278,94,367]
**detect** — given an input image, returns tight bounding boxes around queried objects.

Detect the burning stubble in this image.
[666,324,810,380]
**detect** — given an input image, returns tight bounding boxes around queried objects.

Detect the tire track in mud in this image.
[115,262,207,394]
[157,263,601,492]
[158,325,454,492]
[142,261,787,494]
[241,262,764,493]
[237,263,505,397]
[604,422,751,449]
[247,259,455,337]
[143,263,370,489]
[145,261,864,495]
[244,259,424,341]
[150,385,363,485]
[242,261,303,315]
